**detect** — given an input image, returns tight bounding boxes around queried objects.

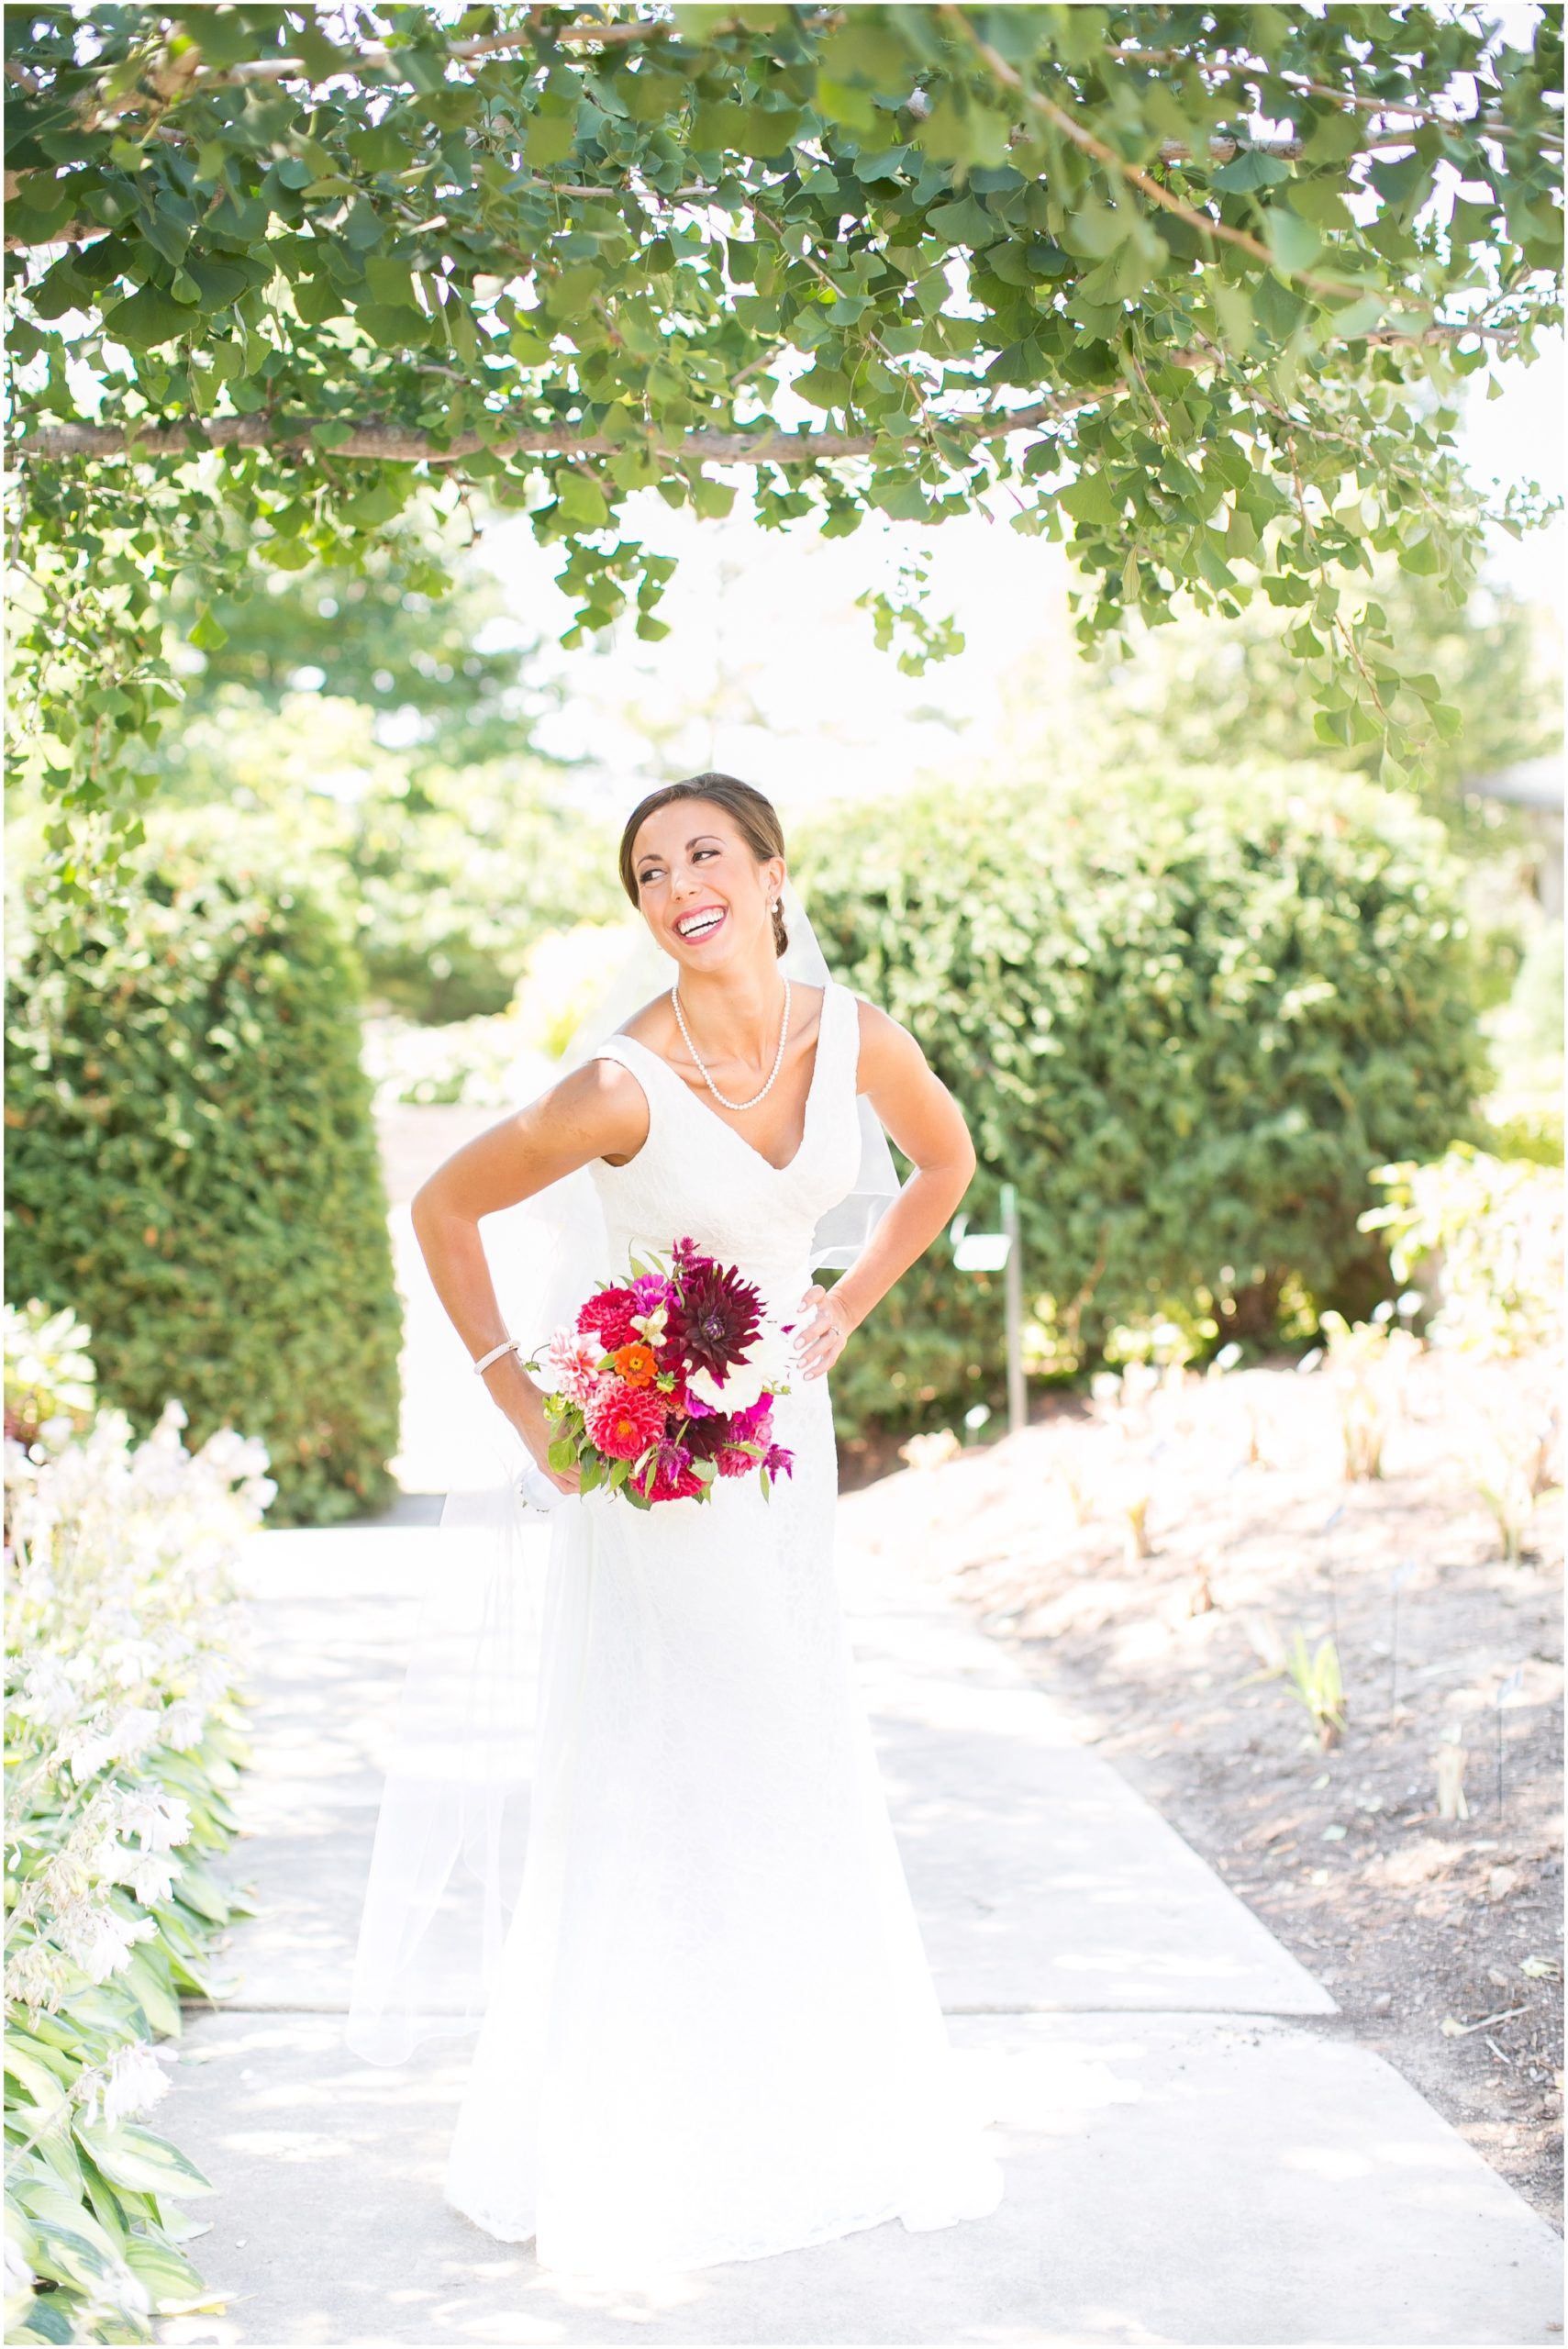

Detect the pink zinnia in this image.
[584,1376,667,1461]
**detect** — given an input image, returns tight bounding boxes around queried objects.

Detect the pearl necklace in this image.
[671,979,792,1111]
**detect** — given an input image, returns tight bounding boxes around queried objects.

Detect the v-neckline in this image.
[615,979,835,1178]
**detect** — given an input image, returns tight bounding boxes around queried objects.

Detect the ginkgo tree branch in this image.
[17,390,1100,467]
[217,10,734,80]
[17,300,1519,468]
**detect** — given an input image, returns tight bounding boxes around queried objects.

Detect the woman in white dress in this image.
[368,774,1003,2277]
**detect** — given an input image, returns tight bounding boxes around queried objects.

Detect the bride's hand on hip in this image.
[794,1284,853,1381]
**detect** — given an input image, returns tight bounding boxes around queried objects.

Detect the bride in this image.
[350,772,1004,2277]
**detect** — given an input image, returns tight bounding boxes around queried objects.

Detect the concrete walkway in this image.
[152,1179,1561,2344]
[156,1497,1562,2347]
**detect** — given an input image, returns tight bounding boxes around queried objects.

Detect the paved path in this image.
[157,1502,1561,2347]
[153,1178,1561,2344]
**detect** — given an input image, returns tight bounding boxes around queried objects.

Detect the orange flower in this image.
[610,1341,658,1388]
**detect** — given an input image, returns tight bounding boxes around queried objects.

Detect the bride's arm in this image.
[795,998,976,1382]
[409,1058,651,1489]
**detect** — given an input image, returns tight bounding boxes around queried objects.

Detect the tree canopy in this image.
[6,3,1562,909]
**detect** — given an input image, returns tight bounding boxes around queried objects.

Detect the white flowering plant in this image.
[5,1369,275,2345]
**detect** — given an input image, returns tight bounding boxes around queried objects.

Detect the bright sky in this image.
[476,333,1565,828]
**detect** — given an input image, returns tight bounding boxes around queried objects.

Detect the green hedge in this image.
[346,785,623,1024]
[796,767,1488,1446]
[6,829,402,1526]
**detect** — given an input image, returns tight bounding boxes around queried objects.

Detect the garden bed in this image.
[4,1313,273,2345]
[864,1345,1563,2229]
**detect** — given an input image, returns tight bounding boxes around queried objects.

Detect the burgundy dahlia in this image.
[682,1412,728,1463]
[677,1257,763,1381]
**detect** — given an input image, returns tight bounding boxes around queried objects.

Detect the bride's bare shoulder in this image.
[615,992,679,1052]
[846,992,930,1090]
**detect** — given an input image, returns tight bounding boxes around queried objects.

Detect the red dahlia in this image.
[578,1286,641,1352]
[584,1377,667,1460]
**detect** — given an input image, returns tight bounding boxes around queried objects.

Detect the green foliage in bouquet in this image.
[5,824,402,1526]
[797,767,1488,1447]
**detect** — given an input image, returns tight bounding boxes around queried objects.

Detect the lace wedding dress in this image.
[442,975,1005,2276]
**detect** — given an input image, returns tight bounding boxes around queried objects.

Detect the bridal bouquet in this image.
[529,1235,797,1508]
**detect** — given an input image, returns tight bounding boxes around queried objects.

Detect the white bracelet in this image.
[473,1336,521,1376]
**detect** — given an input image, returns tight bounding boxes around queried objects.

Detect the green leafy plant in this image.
[798,764,1488,1453]
[1361,1142,1565,1356]
[3,1298,97,1447]
[6,5,1561,906]
[1284,1628,1349,1750]
[1240,1620,1348,1745]
[5,1392,272,2343]
[5,822,403,1526]
[1318,1308,1420,1481]
[1467,1410,1562,1564]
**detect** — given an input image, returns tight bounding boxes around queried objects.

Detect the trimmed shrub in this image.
[6,833,402,1526]
[795,768,1488,1449]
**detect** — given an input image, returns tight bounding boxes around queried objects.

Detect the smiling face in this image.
[630,800,784,970]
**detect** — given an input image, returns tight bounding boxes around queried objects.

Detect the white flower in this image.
[76,2043,170,2129]
[686,1314,795,1415]
[109,1707,164,1762]
[116,1788,191,1851]
[5,1939,69,2014]
[195,1425,272,1481]
[688,1359,764,1413]
[60,1720,119,1782]
[161,1697,207,1750]
[117,1849,180,1908]
[63,1904,156,1984]
[41,1849,93,1908]
[15,1656,79,1727]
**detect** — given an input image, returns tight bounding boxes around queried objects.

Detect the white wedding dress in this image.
[442,975,1005,2276]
